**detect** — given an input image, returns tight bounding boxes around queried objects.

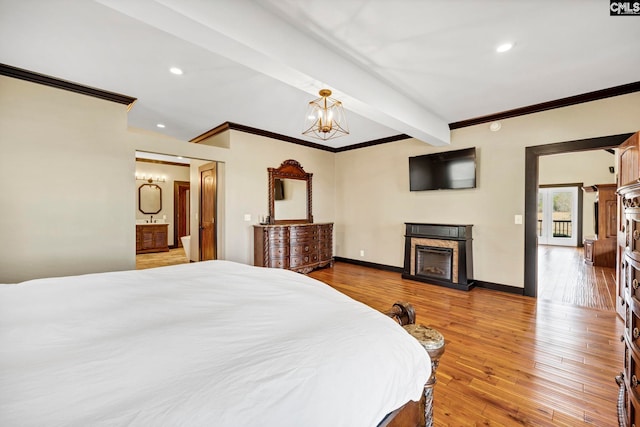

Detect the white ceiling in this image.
[1,0,638,149]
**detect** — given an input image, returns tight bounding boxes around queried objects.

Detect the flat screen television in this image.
[409,147,477,191]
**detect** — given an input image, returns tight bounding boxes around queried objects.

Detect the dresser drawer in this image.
[626,295,640,345]
[629,216,640,256]
[318,225,333,237]
[627,256,640,302]
[291,243,317,256]
[266,227,289,239]
[626,343,640,427]
[267,245,289,257]
[290,226,318,238]
[267,258,289,269]
[290,255,311,268]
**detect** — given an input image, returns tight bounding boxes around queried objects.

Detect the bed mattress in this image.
[0,261,430,426]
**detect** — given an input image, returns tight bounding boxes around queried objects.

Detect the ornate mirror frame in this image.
[138,183,162,214]
[268,159,313,224]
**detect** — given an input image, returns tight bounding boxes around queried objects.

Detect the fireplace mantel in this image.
[402,223,474,291]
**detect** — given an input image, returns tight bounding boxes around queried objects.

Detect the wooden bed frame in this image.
[379,302,445,427]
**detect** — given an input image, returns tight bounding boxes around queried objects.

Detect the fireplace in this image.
[415,246,453,281]
[403,223,474,291]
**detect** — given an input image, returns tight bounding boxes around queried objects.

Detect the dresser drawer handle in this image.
[633,375,639,388]
[634,279,639,290]
[635,328,640,340]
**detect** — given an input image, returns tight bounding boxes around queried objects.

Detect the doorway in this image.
[134,152,220,268]
[174,181,190,248]
[199,162,217,261]
[524,133,632,298]
[537,185,580,247]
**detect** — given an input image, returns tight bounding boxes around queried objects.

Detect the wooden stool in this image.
[403,324,445,427]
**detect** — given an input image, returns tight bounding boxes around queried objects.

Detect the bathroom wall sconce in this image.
[136,174,166,184]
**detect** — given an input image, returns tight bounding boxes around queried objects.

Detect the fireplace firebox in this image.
[416,245,453,281]
[403,223,474,291]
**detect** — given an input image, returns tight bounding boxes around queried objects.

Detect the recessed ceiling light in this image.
[489,121,502,132]
[169,67,183,75]
[496,43,514,53]
[156,123,166,128]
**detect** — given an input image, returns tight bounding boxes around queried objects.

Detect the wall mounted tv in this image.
[409,147,477,191]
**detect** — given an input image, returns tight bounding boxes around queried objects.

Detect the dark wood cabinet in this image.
[136,224,169,254]
[583,184,617,267]
[254,223,333,273]
[617,132,640,427]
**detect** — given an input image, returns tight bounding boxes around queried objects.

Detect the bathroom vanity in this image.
[136,223,169,254]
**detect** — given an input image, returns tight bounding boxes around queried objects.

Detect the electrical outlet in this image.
[360,250,365,257]
[244,214,251,222]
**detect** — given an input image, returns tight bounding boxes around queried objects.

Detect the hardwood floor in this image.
[136,247,190,270]
[134,246,621,425]
[537,245,616,311]
[309,262,624,427]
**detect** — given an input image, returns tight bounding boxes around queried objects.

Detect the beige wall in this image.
[539,150,616,237]
[335,92,640,288]
[206,130,335,265]
[0,75,335,281]
[2,73,638,289]
[0,76,134,282]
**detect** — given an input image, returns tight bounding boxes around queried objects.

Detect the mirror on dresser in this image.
[256,159,333,273]
[268,159,313,224]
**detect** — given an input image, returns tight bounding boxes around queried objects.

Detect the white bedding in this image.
[0,261,430,427]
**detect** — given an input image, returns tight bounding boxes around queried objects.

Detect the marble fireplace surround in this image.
[410,238,459,283]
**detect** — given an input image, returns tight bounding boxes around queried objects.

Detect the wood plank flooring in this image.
[136,248,190,270]
[537,245,616,311]
[309,262,624,427]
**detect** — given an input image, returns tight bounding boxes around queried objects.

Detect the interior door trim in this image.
[524,133,632,297]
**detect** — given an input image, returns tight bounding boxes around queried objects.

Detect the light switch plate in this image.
[514,214,523,225]
[244,214,251,221]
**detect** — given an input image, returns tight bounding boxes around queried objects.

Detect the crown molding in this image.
[0,63,137,108]
[191,122,336,152]
[449,81,640,130]
[4,63,636,151]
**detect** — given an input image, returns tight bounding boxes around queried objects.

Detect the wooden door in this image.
[200,163,217,261]
[173,181,190,248]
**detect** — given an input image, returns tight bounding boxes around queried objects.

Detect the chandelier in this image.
[302,89,349,141]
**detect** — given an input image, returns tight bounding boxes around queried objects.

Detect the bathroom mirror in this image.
[268,159,312,224]
[139,183,162,214]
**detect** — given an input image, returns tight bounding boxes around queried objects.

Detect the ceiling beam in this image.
[97,0,450,146]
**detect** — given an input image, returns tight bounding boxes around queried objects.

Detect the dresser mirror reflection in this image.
[268,159,313,224]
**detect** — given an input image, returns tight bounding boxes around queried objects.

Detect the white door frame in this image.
[538,186,579,246]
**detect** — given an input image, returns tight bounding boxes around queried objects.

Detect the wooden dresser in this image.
[254,223,333,274]
[616,131,640,426]
[136,224,169,254]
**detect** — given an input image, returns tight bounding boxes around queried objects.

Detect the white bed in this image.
[0,260,430,426]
